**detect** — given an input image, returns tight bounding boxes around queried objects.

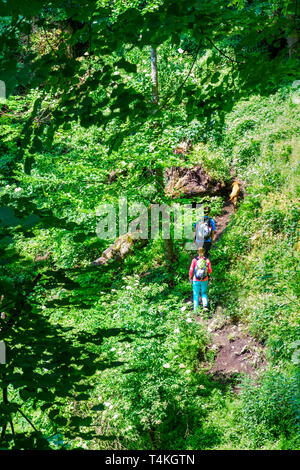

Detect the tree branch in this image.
[17,408,39,432]
[204,35,244,65]
[160,42,202,109]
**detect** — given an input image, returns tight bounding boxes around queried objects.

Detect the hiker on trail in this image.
[189,247,212,313]
[193,206,216,258]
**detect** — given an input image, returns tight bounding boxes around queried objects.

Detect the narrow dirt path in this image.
[188,199,267,389]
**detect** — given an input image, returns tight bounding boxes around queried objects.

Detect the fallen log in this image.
[91,231,148,266]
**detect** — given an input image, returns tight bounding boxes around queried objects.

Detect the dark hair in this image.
[204,206,210,214]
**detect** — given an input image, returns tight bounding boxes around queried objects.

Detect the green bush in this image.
[239,371,300,446]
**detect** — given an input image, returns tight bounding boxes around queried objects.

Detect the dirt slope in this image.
[194,309,267,390]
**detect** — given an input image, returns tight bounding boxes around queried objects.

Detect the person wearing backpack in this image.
[193,206,216,257]
[189,247,212,313]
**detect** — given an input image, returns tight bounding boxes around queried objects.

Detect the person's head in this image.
[197,247,205,257]
[204,206,211,216]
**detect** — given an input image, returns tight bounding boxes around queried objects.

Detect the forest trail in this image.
[188,198,267,389]
[211,200,235,244]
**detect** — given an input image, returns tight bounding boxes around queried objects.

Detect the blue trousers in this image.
[193,280,208,312]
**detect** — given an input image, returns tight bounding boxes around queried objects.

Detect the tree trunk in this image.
[154,167,177,271]
[150,47,177,270]
[286,12,299,57]
[63,18,89,59]
[65,20,75,59]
